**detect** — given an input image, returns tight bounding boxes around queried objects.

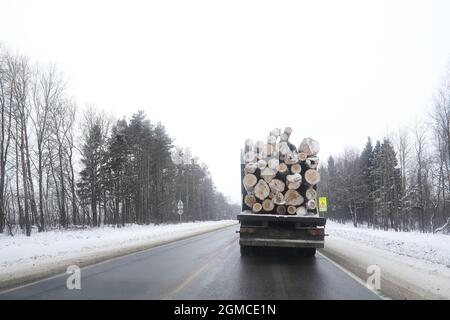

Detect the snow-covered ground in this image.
[0,220,237,289]
[324,220,450,299]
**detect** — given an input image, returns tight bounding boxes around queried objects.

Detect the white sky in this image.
[2,0,450,204]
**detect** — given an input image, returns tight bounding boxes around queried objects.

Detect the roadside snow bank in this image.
[0,220,237,289]
[323,221,450,299]
[327,221,450,267]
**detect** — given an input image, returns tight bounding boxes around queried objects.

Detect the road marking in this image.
[317,251,389,300]
[162,237,238,299]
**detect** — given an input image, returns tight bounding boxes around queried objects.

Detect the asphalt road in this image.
[0,225,379,300]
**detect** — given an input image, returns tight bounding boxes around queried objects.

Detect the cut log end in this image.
[306,199,317,210]
[287,205,297,215]
[260,167,276,183]
[276,205,286,215]
[243,174,257,192]
[254,179,270,201]
[296,206,307,216]
[305,187,317,200]
[291,163,302,174]
[304,169,320,186]
[244,194,256,208]
[284,189,304,206]
[262,199,275,212]
[252,202,262,213]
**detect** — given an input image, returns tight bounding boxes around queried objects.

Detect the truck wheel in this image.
[305,248,316,257]
[240,245,251,256]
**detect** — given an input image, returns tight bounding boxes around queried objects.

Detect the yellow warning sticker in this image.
[319,197,327,212]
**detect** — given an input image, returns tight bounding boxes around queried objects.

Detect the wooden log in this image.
[304,169,320,186]
[284,189,304,206]
[255,140,265,154]
[244,139,253,153]
[276,163,289,179]
[276,205,286,215]
[244,151,256,163]
[262,199,275,212]
[268,191,275,199]
[257,159,267,170]
[254,179,270,200]
[286,173,302,184]
[296,206,307,216]
[260,167,276,183]
[272,192,286,205]
[280,127,292,142]
[306,199,317,210]
[244,194,256,208]
[305,156,319,169]
[268,158,279,170]
[299,137,320,156]
[267,135,277,146]
[270,128,282,138]
[291,163,302,174]
[287,205,297,215]
[252,202,262,213]
[245,162,257,174]
[284,152,299,165]
[298,152,308,162]
[279,142,290,155]
[272,143,280,157]
[287,181,301,190]
[269,179,285,193]
[263,145,274,158]
[305,187,317,200]
[243,173,257,193]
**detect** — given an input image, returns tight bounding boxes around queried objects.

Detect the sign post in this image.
[177,200,184,222]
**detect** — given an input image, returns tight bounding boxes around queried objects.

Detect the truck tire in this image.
[240,245,252,256]
[305,248,316,257]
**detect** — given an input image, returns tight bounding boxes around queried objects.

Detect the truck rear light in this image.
[307,229,324,236]
[240,227,257,233]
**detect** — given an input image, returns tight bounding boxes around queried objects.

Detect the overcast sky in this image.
[2,0,450,204]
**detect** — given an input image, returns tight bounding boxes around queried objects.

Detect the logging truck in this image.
[237,212,326,256]
[238,129,326,256]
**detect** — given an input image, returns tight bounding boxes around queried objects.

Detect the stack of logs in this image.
[241,127,320,215]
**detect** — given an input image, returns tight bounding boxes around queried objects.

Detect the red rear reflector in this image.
[308,229,324,236]
[240,227,257,233]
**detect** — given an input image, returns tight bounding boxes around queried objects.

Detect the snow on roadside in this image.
[0,220,237,281]
[324,220,450,299]
[326,220,450,268]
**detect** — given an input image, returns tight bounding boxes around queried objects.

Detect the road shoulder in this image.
[320,236,450,300]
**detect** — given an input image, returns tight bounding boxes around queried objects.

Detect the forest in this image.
[0,45,240,236]
[319,67,450,233]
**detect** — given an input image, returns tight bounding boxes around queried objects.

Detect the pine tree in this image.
[78,123,104,227]
[359,137,375,226]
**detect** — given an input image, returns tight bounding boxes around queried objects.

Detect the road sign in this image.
[177,209,183,215]
[177,200,183,210]
[319,197,327,212]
